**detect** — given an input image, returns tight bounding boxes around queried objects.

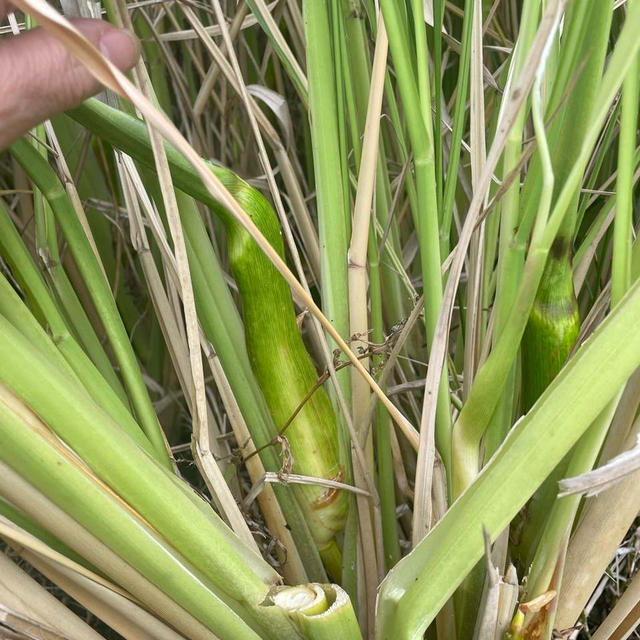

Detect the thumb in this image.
[0,19,139,148]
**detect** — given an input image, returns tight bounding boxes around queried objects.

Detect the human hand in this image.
[0,1,139,149]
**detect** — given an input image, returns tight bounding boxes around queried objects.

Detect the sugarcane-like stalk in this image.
[229,203,349,570]
[68,99,348,571]
[520,239,580,412]
[513,241,580,576]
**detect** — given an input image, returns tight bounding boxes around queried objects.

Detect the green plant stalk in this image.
[330,2,353,252]
[380,0,452,477]
[376,273,640,640]
[28,123,132,403]
[411,0,431,149]
[271,584,363,640]
[341,0,409,333]
[35,198,127,402]
[67,99,348,570]
[369,225,400,570]
[0,399,281,640]
[47,253,125,390]
[519,0,612,410]
[303,0,351,355]
[432,0,443,213]
[303,2,355,576]
[31,123,54,250]
[612,26,639,306]
[301,17,356,579]
[10,138,171,466]
[440,0,473,257]
[520,245,580,412]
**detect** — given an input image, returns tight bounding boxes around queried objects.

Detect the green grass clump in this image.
[1,1,640,638]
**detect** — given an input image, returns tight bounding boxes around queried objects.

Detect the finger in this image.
[0,1,11,19]
[0,18,139,149]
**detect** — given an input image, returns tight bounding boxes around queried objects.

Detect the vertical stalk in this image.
[347,16,388,475]
[432,0,444,213]
[302,0,359,599]
[369,224,401,570]
[380,0,452,537]
[612,19,639,306]
[345,16,389,624]
[483,0,540,458]
[440,0,474,257]
[303,0,351,355]
[343,0,409,344]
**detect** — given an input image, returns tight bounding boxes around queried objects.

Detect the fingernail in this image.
[99,27,140,71]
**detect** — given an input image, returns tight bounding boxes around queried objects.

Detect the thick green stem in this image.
[68,97,348,569]
[229,209,349,557]
[520,247,580,412]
